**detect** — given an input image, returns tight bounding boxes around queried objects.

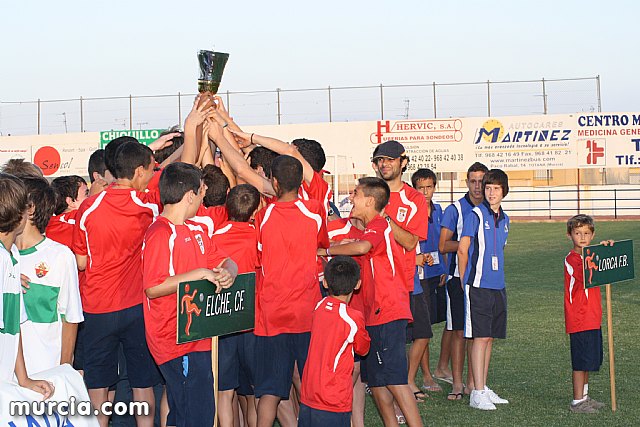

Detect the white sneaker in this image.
[470,390,497,410]
[485,387,509,404]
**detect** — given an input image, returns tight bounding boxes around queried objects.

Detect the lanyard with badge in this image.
[491,211,499,271]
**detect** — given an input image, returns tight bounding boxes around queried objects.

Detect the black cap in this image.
[372,140,406,160]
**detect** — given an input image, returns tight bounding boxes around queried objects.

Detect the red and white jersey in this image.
[564,250,602,334]
[211,221,258,275]
[142,216,228,365]
[386,182,429,292]
[300,171,332,218]
[360,216,412,326]
[46,210,78,249]
[191,205,229,238]
[327,218,366,314]
[301,296,370,413]
[254,198,329,336]
[72,187,161,314]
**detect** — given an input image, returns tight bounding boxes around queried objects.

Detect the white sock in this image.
[584,383,589,397]
[572,397,587,406]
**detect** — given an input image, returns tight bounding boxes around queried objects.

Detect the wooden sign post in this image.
[583,240,634,412]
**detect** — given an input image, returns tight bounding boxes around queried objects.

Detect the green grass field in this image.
[363,220,640,426]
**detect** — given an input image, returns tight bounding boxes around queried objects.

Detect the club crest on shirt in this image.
[195,234,205,255]
[484,220,491,230]
[35,261,49,278]
[396,207,408,223]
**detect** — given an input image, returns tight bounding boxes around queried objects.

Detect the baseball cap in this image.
[372,140,406,160]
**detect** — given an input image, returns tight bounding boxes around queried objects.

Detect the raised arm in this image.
[182,94,215,165]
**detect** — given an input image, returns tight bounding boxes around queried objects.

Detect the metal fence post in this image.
[129,95,133,130]
[614,189,617,219]
[37,98,41,135]
[178,92,182,126]
[328,86,332,122]
[487,80,491,117]
[380,84,384,120]
[80,96,84,132]
[276,88,281,125]
[433,82,437,119]
[548,189,552,219]
[542,78,548,114]
[226,90,230,115]
[596,75,602,112]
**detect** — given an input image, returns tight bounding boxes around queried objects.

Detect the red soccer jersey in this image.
[191,205,229,238]
[386,183,429,292]
[72,187,161,314]
[300,171,332,217]
[254,198,329,336]
[142,216,228,365]
[327,218,366,314]
[211,221,258,275]
[564,250,602,334]
[360,216,412,326]
[146,167,162,194]
[301,296,370,413]
[46,209,86,292]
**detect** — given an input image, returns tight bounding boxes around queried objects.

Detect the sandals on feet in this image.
[447,392,463,401]
[413,390,428,402]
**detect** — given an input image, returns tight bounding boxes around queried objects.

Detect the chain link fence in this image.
[0,76,601,136]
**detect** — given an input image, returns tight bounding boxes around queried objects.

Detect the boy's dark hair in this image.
[113,141,154,180]
[292,138,326,172]
[357,177,390,212]
[324,256,361,296]
[105,136,137,178]
[467,162,489,179]
[154,126,184,164]
[411,168,437,188]
[159,162,202,206]
[226,184,260,223]
[21,176,57,234]
[51,175,87,215]
[271,155,303,193]
[567,214,595,234]
[482,169,509,197]
[249,146,278,178]
[202,165,230,207]
[0,173,29,234]
[1,159,43,178]
[88,149,107,183]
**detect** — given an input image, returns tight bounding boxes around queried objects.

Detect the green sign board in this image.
[177,272,255,344]
[100,129,165,148]
[583,240,634,288]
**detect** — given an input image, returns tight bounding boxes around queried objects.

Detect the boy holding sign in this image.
[564,214,609,413]
[142,162,238,427]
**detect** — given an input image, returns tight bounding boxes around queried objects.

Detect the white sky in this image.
[0,0,637,134]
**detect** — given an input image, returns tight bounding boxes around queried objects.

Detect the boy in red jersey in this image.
[564,214,609,413]
[142,162,238,427]
[319,177,422,427]
[210,184,261,427]
[299,256,370,427]
[46,175,89,248]
[252,155,329,427]
[72,140,162,426]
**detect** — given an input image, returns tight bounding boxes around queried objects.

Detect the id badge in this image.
[429,251,440,265]
[491,256,499,271]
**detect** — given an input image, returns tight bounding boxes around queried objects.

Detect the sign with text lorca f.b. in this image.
[177,272,255,344]
[583,240,634,288]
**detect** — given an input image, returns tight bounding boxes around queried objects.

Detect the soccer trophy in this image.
[198,50,229,95]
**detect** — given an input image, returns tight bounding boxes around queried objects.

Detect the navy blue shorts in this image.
[361,320,409,388]
[72,321,85,371]
[298,403,350,427]
[82,304,161,389]
[426,276,447,324]
[570,329,603,372]
[407,292,433,341]
[254,332,310,399]
[446,277,465,331]
[218,331,256,393]
[464,286,507,339]
[159,351,214,427]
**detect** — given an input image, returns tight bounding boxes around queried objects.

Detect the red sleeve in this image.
[206,238,229,270]
[352,310,370,356]
[147,168,163,193]
[405,192,429,240]
[360,220,385,251]
[317,211,330,250]
[71,202,88,256]
[142,224,172,290]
